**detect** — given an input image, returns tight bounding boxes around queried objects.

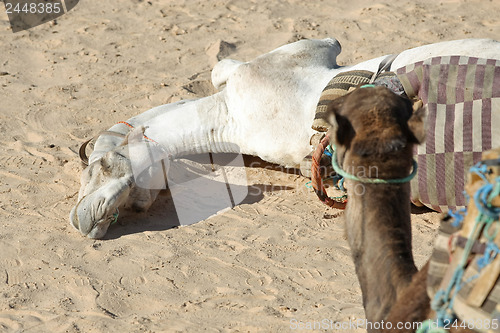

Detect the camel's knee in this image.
[211,58,244,90]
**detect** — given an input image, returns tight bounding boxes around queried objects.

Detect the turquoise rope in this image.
[305,146,346,200]
[470,161,491,183]
[335,176,345,191]
[324,145,333,157]
[475,177,500,220]
[448,208,466,228]
[477,242,500,270]
[111,209,119,225]
[331,143,418,184]
[305,177,347,202]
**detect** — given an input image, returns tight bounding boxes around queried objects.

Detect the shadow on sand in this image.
[102,154,299,239]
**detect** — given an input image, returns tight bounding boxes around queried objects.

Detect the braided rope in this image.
[310,134,347,209]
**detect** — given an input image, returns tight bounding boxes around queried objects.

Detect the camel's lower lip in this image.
[86,221,111,239]
[70,208,111,239]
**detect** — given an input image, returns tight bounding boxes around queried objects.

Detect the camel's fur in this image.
[328,86,477,332]
[327,86,426,327]
[384,263,431,332]
[71,38,500,238]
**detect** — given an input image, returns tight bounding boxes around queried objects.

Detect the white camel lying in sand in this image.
[71,37,500,238]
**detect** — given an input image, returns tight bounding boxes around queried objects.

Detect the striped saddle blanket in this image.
[397,56,500,212]
[313,56,500,212]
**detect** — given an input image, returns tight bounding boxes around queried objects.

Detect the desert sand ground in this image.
[1,0,499,332]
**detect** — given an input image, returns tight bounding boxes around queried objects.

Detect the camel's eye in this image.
[100,158,111,175]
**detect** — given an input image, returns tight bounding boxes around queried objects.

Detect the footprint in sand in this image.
[119,275,147,286]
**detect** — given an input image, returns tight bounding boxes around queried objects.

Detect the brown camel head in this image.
[326,85,425,179]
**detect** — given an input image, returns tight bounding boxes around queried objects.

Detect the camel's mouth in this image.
[70,201,117,239]
[70,196,113,239]
[69,177,132,239]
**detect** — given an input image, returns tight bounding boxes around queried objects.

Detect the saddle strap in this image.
[310,134,347,209]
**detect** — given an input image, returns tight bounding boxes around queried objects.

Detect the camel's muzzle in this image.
[69,178,131,238]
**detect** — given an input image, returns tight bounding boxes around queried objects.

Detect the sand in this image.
[0,0,499,332]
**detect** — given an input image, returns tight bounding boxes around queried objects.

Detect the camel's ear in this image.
[326,96,354,147]
[120,126,147,146]
[407,106,426,144]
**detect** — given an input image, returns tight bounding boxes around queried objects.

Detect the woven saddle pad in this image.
[312,70,398,132]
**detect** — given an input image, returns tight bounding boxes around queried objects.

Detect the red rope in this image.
[311,134,347,209]
[118,120,135,129]
[117,121,158,144]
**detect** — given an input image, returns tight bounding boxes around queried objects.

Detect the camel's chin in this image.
[86,221,111,239]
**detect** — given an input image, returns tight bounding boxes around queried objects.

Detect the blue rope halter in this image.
[330,143,418,184]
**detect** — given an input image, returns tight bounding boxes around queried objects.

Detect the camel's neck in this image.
[142,92,240,157]
[90,91,241,164]
[344,180,417,326]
